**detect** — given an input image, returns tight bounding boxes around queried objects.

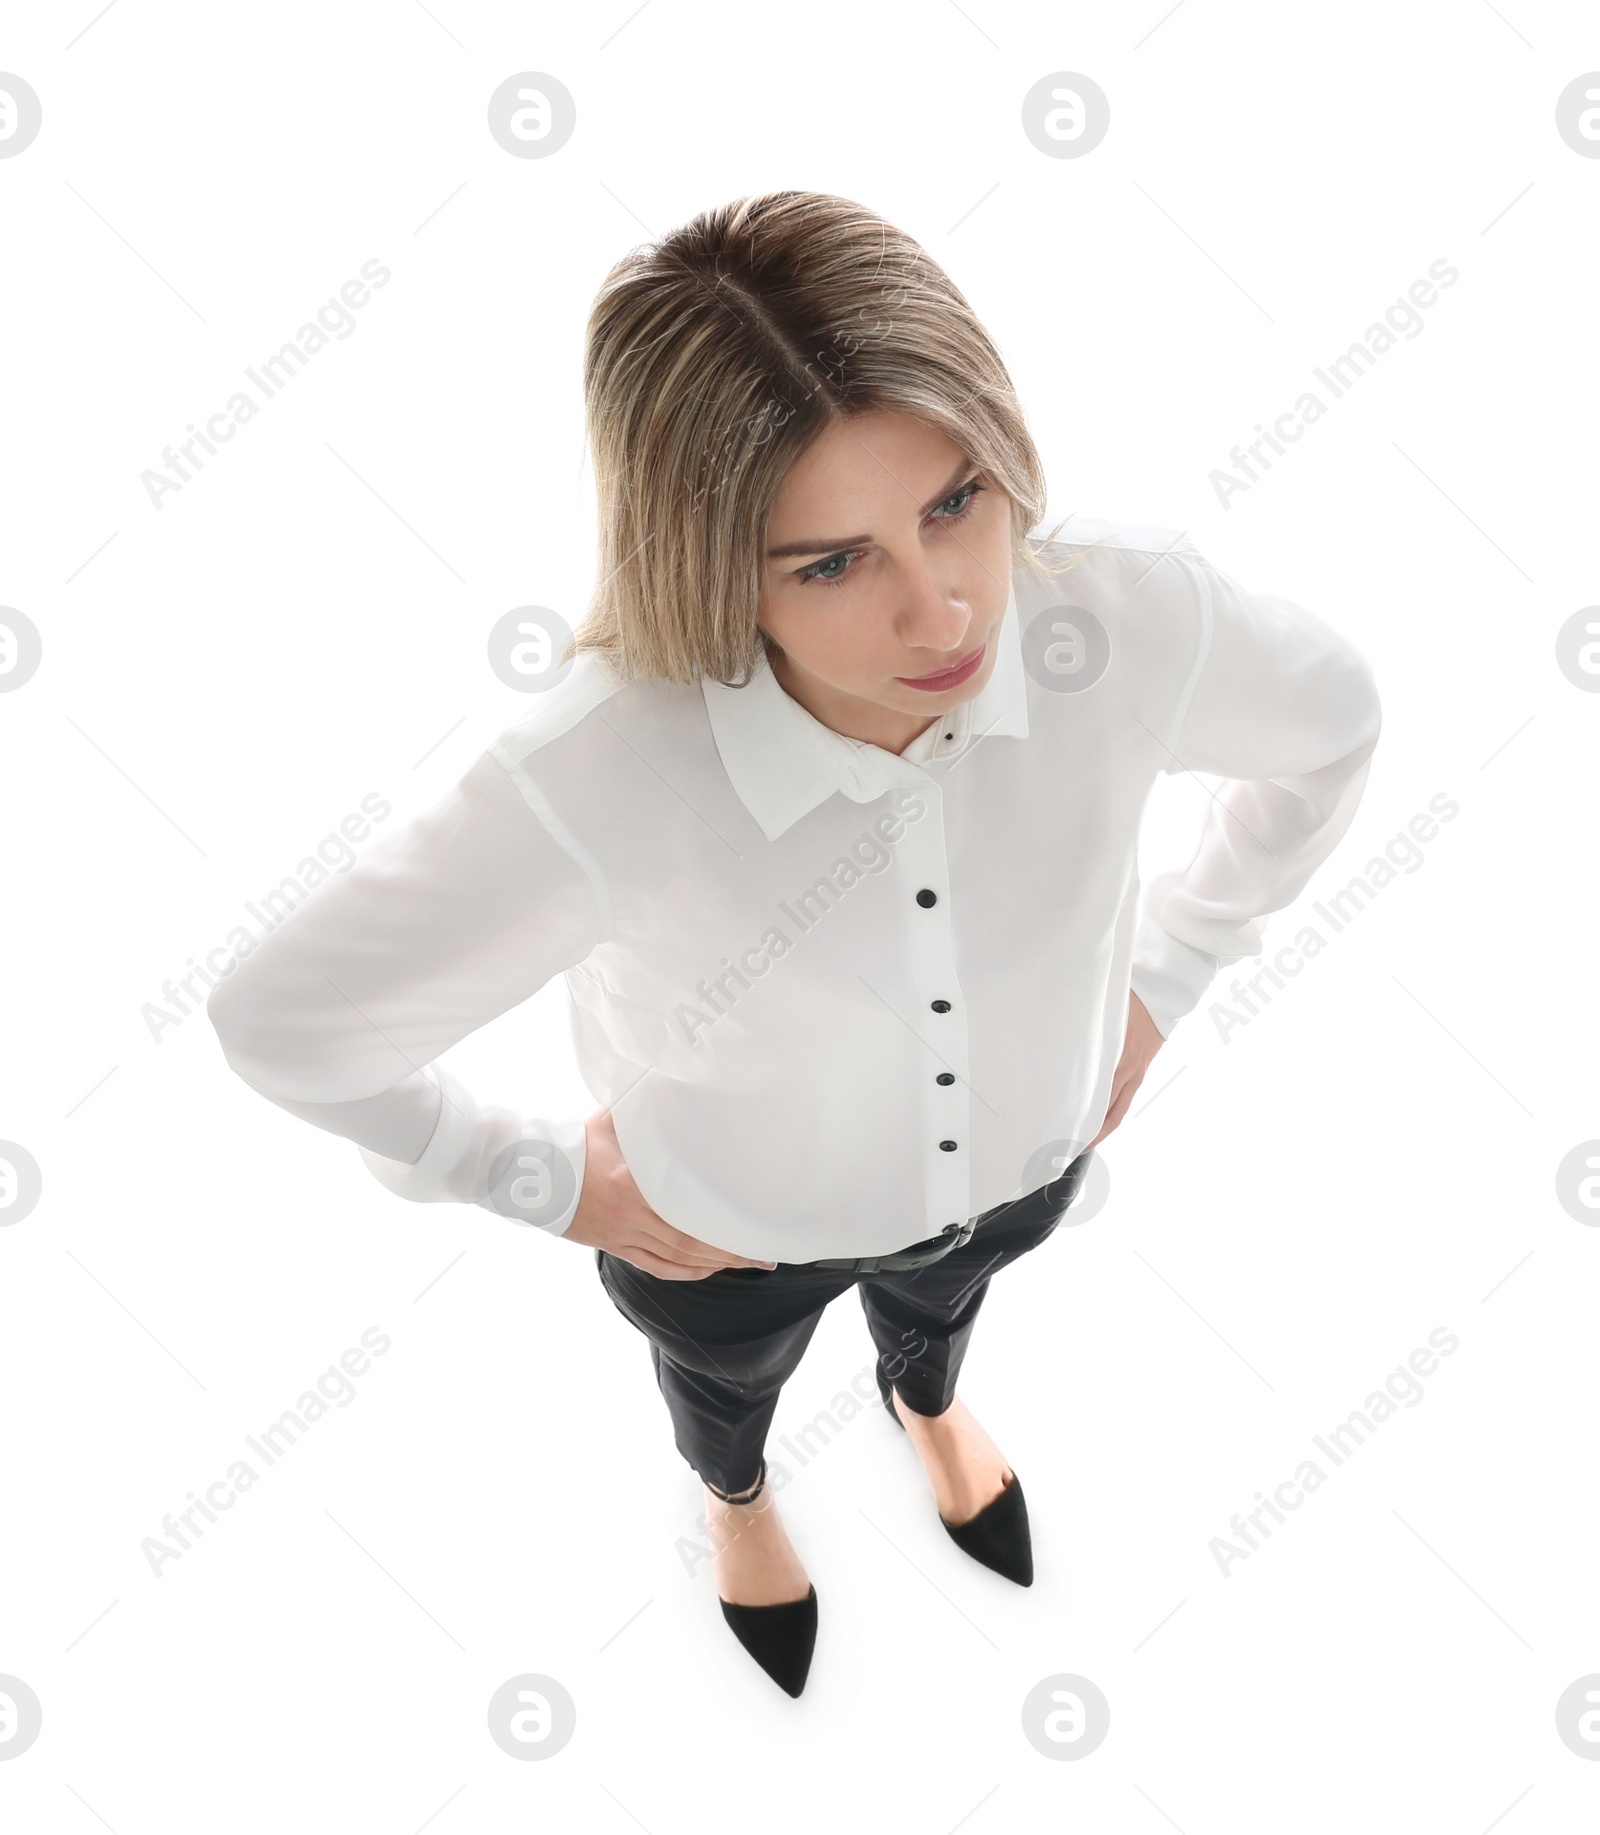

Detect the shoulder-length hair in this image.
[567,189,1089,687]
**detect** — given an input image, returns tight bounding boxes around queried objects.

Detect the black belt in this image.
[808,1212,981,1276]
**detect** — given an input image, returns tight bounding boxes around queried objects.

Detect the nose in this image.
[897,560,973,653]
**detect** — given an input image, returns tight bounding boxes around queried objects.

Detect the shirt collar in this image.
[702,577,1028,841]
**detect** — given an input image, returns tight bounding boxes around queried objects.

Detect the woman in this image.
[206,190,1381,1698]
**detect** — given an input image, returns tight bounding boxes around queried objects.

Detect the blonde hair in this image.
[568,189,1094,687]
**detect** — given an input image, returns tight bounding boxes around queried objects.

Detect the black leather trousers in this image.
[593,1152,1091,1498]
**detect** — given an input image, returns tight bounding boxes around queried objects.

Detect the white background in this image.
[2,0,1597,1826]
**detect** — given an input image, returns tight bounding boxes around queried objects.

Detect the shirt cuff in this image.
[358,1065,588,1236]
[1129,925,1228,1040]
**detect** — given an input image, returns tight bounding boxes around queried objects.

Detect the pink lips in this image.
[896,642,985,692]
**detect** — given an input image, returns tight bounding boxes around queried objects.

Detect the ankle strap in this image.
[710,1455,767,1505]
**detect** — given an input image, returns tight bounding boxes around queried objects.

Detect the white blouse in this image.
[205,517,1382,1259]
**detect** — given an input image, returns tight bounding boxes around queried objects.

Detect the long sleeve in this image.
[1129,548,1383,1038]
[205,747,604,1234]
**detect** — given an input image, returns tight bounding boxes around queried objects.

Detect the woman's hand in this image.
[1087,992,1166,1149]
[562,1108,779,1280]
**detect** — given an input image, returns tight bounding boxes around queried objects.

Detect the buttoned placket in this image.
[699,585,1030,1247]
[839,713,974,1240]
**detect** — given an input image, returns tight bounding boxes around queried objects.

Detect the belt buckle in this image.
[890,1217,974,1272]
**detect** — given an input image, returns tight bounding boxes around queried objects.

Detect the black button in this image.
[944,731,953,739]
[916,888,937,908]
[936,1072,954,1085]
[931,999,951,1013]
[939,1139,958,1152]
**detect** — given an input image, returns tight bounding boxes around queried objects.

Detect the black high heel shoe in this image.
[709,1458,818,1697]
[875,1362,1034,1587]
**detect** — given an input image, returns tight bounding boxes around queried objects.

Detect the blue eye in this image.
[801,551,857,587]
[932,480,984,520]
[795,478,987,589]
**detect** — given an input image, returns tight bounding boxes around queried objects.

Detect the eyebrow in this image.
[765,459,979,561]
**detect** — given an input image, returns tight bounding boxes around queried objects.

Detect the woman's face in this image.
[755,408,1014,751]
